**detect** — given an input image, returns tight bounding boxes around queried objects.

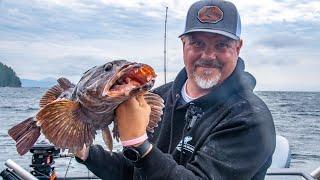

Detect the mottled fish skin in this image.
[72,60,156,129]
[8,60,164,155]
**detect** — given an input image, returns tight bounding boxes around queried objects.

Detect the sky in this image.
[0,0,320,91]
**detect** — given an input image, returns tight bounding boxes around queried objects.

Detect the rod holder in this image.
[311,166,320,179]
[5,159,38,180]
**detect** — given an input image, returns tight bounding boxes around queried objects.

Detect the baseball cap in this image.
[179,0,241,40]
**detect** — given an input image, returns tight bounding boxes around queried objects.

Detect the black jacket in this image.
[78,58,276,180]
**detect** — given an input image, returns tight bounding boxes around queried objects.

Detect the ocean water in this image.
[0,87,319,178]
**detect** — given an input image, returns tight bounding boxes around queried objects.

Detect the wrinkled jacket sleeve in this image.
[76,145,134,180]
[136,102,276,180]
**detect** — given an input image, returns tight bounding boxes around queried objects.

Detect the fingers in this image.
[122,96,147,107]
[116,96,150,117]
[124,96,139,106]
[136,95,147,107]
[116,97,139,115]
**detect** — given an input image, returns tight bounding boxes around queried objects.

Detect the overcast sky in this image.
[1,0,320,91]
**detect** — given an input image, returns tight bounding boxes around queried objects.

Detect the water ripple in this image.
[0,88,319,175]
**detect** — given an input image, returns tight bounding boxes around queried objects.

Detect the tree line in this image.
[0,62,21,87]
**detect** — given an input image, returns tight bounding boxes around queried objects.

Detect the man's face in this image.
[182,32,242,89]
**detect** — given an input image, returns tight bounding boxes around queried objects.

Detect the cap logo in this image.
[198,6,223,23]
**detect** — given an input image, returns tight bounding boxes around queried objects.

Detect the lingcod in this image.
[8,60,164,155]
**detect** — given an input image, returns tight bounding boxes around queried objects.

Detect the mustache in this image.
[194,59,222,69]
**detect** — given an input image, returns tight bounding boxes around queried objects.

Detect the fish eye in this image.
[104,63,113,71]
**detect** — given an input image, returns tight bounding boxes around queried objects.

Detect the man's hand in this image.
[74,144,90,161]
[116,95,151,141]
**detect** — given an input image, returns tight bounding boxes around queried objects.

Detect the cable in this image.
[64,156,73,178]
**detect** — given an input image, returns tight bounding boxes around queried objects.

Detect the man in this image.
[76,0,276,179]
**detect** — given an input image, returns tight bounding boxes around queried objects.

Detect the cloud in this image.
[255,33,315,49]
[251,21,320,49]
[232,0,320,25]
[239,21,320,91]
[0,0,320,91]
[10,0,319,25]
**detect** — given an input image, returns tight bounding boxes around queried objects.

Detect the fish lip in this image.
[128,79,155,96]
[102,63,137,96]
[102,63,155,97]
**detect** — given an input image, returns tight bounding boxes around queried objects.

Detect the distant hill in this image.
[0,62,21,87]
[21,78,57,88]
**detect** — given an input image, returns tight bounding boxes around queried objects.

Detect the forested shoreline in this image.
[0,62,21,87]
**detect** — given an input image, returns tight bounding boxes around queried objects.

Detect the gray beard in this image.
[193,70,221,89]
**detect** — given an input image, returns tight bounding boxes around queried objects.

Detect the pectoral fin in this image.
[102,128,113,151]
[36,100,96,151]
[144,92,165,133]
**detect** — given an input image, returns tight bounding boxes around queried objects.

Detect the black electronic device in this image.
[29,141,60,180]
[122,140,151,163]
[0,169,22,180]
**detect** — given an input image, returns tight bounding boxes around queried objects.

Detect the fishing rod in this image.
[164,6,168,84]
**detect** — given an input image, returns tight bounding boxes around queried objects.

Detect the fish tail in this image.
[8,117,41,155]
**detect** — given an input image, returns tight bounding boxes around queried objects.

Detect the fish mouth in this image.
[102,63,156,97]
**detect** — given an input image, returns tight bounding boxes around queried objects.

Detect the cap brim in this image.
[179,29,240,40]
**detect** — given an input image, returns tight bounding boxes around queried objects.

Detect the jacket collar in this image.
[171,58,256,109]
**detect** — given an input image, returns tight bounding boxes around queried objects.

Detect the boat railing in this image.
[1,159,320,180]
[266,168,320,180]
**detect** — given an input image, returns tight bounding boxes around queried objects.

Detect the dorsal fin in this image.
[143,92,165,133]
[36,100,96,151]
[57,77,74,90]
[39,85,64,108]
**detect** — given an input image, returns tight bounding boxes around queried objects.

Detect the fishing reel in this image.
[29,141,60,180]
[0,168,21,180]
